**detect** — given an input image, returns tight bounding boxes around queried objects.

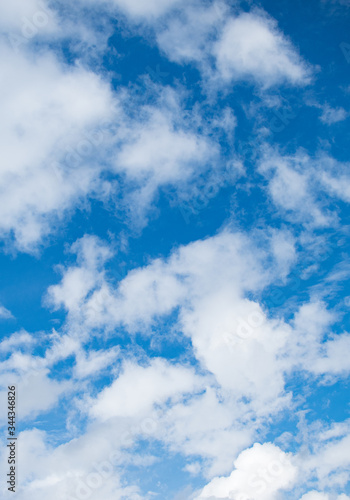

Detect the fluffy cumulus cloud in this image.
[306,100,348,125]
[213,11,310,87]
[156,5,311,88]
[258,148,350,227]
[89,358,202,421]
[0,40,115,250]
[319,105,348,125]
[197,443,297,499]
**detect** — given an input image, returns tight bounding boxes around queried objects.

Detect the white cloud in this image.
[46,235,112,316]
[0,0,58,39]
[307,100,348,125]
[0,330,34,351]
[110,0,182,19]
[48,230,271,329]
[319,170,350,203]
[270,229,297,278]
[300,494,350,500]
[18,372,70,419]
[287,419,350,494]
[115,96,216,189]
[90,358,201,421]
[156,6,311,89]
[0,364,70,420]
[300,493,330,500]
[197,442,297,499]
[1,0,116,59]
[213,11,310,88]
[0,304,13,319]
[74,346,120,379]
[272,302,350,379]
[0,41,115,251]
[0,326,123,424]
[306,433,350,488]
[0,326,105,423]
[259,152,327,225]
[107,86,223,229]
[309,333,350,375]
[157,387,256,477]
[320,105,348,124]
[257,148,350,227]
[156,2,227,64]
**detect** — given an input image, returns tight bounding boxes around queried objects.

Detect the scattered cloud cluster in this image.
[258,148,350,227]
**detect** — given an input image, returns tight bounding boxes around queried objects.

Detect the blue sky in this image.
[0,1,350,499]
